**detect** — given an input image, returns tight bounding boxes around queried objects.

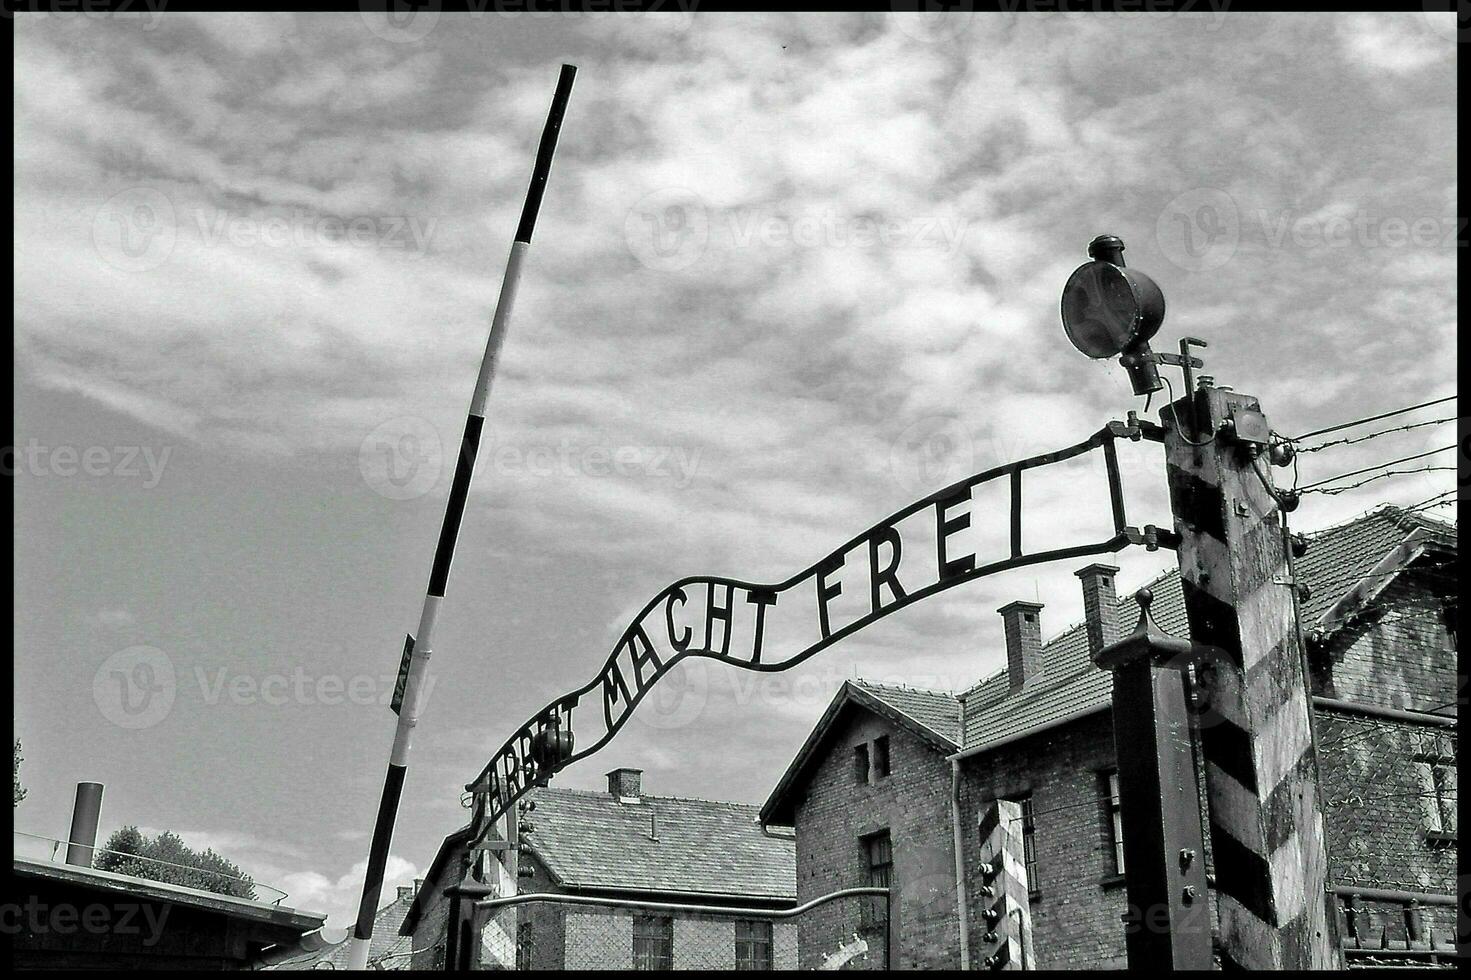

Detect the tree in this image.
[13,739,24,807]
[95,826,256,900]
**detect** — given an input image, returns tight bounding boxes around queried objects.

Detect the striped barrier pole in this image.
[1161,384,1344,969]
[345,63,577,972]
[975,799,1034,970]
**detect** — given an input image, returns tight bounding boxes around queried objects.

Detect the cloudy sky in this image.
[13,10,1457,924]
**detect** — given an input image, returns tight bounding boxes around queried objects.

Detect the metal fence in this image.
[470,887,890,970]
[1314,704,1458,965]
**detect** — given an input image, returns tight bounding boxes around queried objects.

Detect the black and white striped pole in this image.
[346,63,576,972]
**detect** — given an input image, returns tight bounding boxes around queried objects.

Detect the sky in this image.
[12,11,1458,925]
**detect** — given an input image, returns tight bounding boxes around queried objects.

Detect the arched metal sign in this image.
[466,419,1167,831]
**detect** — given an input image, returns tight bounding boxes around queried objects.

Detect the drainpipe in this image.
[950,757,969,971]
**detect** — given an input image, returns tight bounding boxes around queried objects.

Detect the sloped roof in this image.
[956,504,1454,752]
[270,892,412,970]
[758,680,960,825]
[524,786,795,902]
[853,680,962,745]
[761,504,1456,820]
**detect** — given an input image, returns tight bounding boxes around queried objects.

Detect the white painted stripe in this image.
[1253,691,1312,794]
[470,241,528,418]
[390,594,443,764]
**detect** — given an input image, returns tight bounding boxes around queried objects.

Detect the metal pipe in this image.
[949,757,970,970]
[345,63,577,972]
[65,782,104,868]
[473,886,890,919]
[1331,885,1456,906]
[1311,696,1456,727]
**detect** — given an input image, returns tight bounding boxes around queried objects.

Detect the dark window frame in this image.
[632,914,674,970]
[873,735,891,779]
[863,829,893,889]
[734,919,773,970]
[853,742,870,785]
[1019,796,1039,897]
[1103,769,1126,876]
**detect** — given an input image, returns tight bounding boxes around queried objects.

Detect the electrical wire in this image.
[1160,374,1216,447]
[1286,395,1457,443]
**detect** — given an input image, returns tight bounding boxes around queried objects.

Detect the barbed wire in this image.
[1285,395,1457,444]
[1295,415,1458,455]
[1297,445,1456,493]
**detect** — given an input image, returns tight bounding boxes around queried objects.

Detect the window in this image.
[853,743,870,785]
[632,915,673,970]
[1020,797,1039,895]
[1105,770,1125,874]
[864,830,893,888]
[515,921,534,972]
[734,920,773,970]
[873,736,891,779]
[1415,757,1457,839]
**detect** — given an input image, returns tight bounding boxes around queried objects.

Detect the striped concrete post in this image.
[1161,385,1344,970]
[975,799,1034,970]
[345,64,577,971]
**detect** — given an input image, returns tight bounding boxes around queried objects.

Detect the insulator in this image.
[984,907,1002,927]
[518,821,535,836]
[978,861,999,880]
[983,953,1002,968]
[1290,533,1309,558]
[982,931,998,945]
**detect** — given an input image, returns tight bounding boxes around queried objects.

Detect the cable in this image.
[1286,395,1457,443]
[1297,415,1458,454]
[1160,374,1216,447]
[1297,445,1456,493]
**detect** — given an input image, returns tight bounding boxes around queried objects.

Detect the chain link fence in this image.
[471,888,888,970]
[1315,706,1458,964]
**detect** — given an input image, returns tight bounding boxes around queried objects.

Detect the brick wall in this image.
[1312,567,1457,713]
[958,710,1131,970]
[791,708,958,970]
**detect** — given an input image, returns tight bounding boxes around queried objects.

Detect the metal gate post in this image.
[1094,590,1213,970]
[443,880,493,971]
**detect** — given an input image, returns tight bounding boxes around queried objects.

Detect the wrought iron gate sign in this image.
[467,420,1163,831]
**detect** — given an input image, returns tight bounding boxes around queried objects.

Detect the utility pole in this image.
[346,64,577,971]
[1161,384,1345,970]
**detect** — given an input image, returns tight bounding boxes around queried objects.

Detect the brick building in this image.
[759,505,1457,969]
[402,767,799,969]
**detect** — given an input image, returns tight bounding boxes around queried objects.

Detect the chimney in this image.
[1075,563,1122,658]
[414,878,425,897]
[397,885,415,903]
[998,601,1045,691]
[65,782,104,868]
[606,767,643,802]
